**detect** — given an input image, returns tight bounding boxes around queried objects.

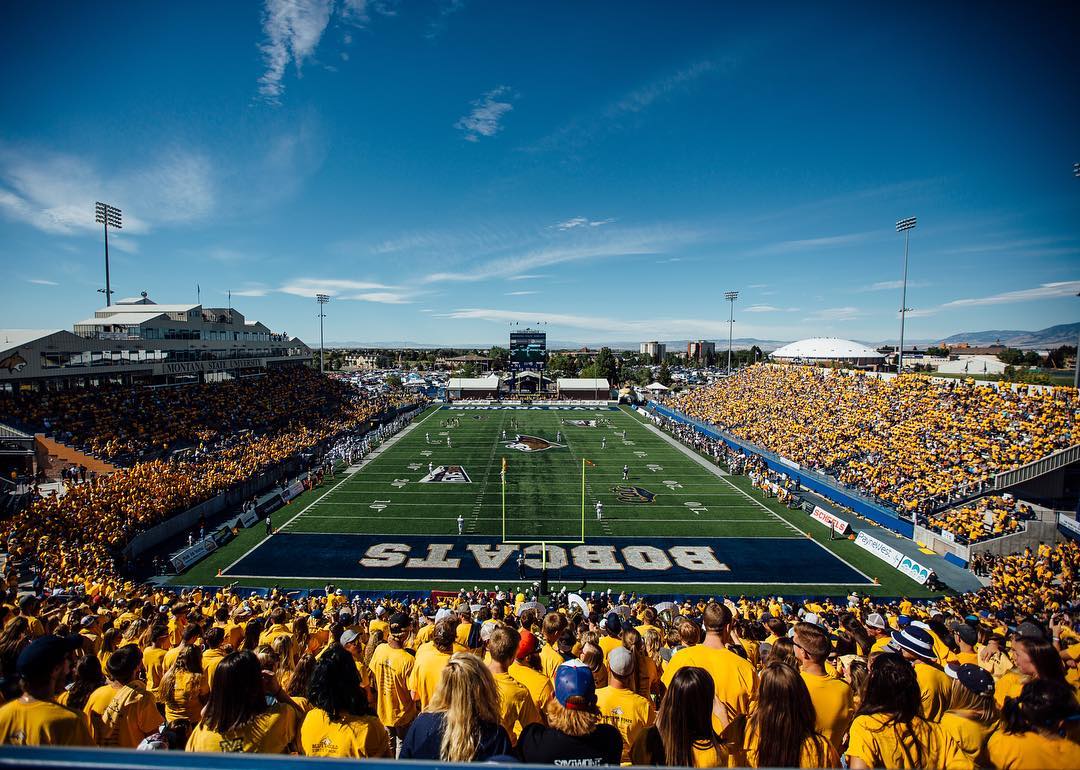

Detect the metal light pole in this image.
[316,294,330,373]
[1074,165,1079,389]
[94,202,121,306]
[724,291,738,373]
[895,217,917,373]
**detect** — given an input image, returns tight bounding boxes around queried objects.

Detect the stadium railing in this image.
[0,746,794,770]
[644,401,915,537]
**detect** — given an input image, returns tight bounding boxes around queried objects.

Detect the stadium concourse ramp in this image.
[34,433,116,478]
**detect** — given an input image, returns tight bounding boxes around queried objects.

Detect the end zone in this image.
[221,533,875,585]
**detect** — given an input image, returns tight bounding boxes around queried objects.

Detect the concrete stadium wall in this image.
[646,402,915,537]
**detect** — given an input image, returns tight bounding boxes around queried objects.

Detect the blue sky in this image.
[1,1,1077,346]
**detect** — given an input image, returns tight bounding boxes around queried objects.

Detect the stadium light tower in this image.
[94,202,121,306]
[724,291,739,373]
[316,294,330,374]
[895,216,917,373]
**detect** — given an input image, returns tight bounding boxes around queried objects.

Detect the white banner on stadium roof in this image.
[810,506,850,535]
[854,531,903,568]
[1059,513,1080,537]
[897,554,931,585]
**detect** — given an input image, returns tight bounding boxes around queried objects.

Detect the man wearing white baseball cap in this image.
[864,613,893,655]
[890,626,951,722]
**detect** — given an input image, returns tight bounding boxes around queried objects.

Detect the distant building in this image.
[557,378,611,400]
[686,340,716,363]
[1,296,309,391]
[446,375,502,399]
[640,341,666,360]
[435,354,493,372]
[770,338,885,368]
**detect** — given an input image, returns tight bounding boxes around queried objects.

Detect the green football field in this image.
[171,405,939,598]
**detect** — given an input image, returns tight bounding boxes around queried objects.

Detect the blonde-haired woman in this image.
[399,652,513,761]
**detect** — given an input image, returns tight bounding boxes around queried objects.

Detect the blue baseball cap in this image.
[554,660,597,712]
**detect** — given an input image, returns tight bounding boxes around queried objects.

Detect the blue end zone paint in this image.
[223,534,872,585]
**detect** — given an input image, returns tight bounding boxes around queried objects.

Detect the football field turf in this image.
[176,405,938,598]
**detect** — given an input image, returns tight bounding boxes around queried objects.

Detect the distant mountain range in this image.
[328,322,1078,352]
[937,323,1079,349]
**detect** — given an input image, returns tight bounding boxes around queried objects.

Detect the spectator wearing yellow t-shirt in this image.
[596,645,655,763]
[939,664,999,768]
[84,645,161,749]
[847,653,970,770]
[486,626,542,744]
[299,646,390,758]
[743,662,839,769]
[0,635,92,746]
[793,621,854,754]
[988,679,1080,770]
[892,626,953,722]
[186,651,299,753]
[368,611,418,753]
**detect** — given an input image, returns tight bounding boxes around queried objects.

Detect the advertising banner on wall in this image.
[810,506,850,535]
[854,531,904,568]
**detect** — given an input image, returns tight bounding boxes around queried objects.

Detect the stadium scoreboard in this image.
[510,330,546,371]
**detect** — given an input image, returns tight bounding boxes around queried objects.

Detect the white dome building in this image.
[770,338,885,368]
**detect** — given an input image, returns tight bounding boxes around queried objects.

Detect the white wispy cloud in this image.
[455,86,515,142]
[258,0,334,104]
[425,0,466,39]
[423,226,697,284]
[744,305,799,313]
[231,285,271,297]
[555,216,615,230]
[344,291,413,304]
[747,283,769,289]
[277,277,391,298]
[529,54,735,153]
[440,307,778,340]
[859,279,931,292]
[942,280,1080,308]
[505,290,538,296]
[0,145,215,236]
[27,278,58,286]
[803,306,863,322]
[506,274,547,281]
[749,231,873,257]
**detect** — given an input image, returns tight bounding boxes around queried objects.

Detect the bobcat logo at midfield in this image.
[0,352,27,373]
[563,419,597,427]
[611,485,656,504]
[420,465,472,483]
[503,434,565,453]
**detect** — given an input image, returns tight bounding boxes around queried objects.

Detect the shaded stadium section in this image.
[224,533,872,584]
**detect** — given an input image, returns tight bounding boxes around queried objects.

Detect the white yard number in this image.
[391,479,408,488]
[646,463,663,473]
[634,451,648,458]
[420,450,433,457]
[407,463,422,471]
[685,501,708,514]
[663,480,683,490]
[370,500,391,511]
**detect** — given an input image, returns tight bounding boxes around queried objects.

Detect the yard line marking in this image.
[220,405,443,575]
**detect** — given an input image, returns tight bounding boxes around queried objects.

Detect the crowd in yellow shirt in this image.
[0,580,1074,767]
[0,369,412,592]
[672,365,1076,513]
[927,497,1034,545]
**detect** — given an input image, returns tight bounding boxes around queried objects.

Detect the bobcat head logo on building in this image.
[503,434,565,452]
[0,352,27,373]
